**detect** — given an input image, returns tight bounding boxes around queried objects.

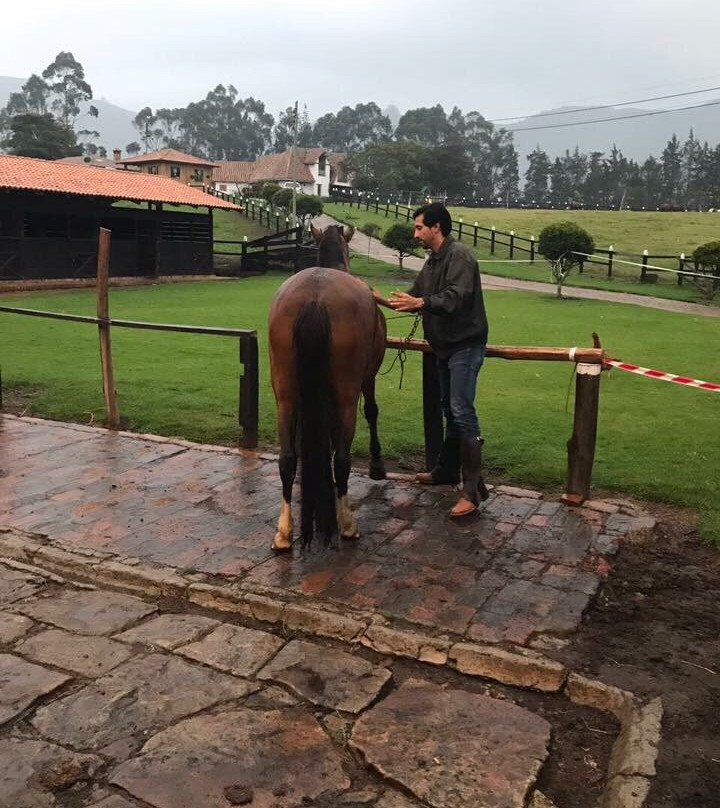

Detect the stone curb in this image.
[565,674,662,808]
[0,525,662,807]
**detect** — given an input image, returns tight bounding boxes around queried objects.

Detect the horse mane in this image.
[317,226,349,271]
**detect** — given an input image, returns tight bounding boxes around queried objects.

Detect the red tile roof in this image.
[214,161,256,183]
[118,148,218,167]
[0,155,241,210]
[252,150,315,184]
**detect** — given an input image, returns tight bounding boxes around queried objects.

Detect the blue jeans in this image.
[437,344,485,438]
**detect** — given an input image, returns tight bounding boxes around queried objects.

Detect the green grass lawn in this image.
[2,279,719,539]
[325,201,719,303]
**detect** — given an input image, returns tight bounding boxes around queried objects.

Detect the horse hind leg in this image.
[362,377,386,480]
[334,410,359,540]
[272,409,296,552]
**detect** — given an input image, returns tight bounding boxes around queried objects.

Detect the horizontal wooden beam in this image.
[0,306,255,338]
[385,337,605,364]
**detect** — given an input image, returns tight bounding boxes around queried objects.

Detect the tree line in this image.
[3,53,720,209]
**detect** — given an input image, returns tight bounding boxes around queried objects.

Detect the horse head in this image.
[310,222,355,272]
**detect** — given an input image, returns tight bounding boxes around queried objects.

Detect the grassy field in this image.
[325,201,719,302]
[1,278,719,539]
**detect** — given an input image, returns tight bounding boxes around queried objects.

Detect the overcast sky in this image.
[4,0,720,122]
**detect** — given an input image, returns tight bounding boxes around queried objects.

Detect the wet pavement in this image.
[0,415,652,650]
[0,415,659,808]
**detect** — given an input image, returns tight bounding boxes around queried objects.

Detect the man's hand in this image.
[368,285,393,309]
[389,291,424,312]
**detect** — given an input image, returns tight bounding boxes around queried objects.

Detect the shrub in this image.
[272,188,293,209]
[691,240,720,301]
[538,222,595,298]
[296,195,323,225]
[260,182,281,203]
[381,222,418,269]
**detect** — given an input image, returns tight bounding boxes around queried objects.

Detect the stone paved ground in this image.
[0,559,621,808]
[0,416,653,651]
[0,416,660,807]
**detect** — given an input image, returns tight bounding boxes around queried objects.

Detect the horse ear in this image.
[342,225,355,243]
[310,223,323,244]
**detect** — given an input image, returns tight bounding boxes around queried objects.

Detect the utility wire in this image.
[491,84,720,123]
[505,98,720,133]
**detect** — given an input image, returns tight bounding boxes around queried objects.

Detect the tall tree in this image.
[6,74,50,116]
[395,104,451,147]
[524,147,551,203]
[3,112,82,159]
[272,104,313,152]
[41,51,98,131]
[660,134,683,205]
[344,140,429,196]
[312,102,391,151]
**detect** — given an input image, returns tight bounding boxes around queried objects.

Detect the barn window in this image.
[170,164,180,178]
[318,155,326,176]
[148,165,159,175]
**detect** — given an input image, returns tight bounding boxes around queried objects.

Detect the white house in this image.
[213,148,348,197]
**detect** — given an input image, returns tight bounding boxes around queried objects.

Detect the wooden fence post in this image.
[678,253,685,286]
[490,226,496,255]
[238,333,259,449]
[421,353,444,472]
[607,246,614,278]
[641,250,648,281]
[96,227,120,429]
[509,230,515,259]
[473,222,479,247]
[457,220,463,241]
[530,235,535,262]
[562,362,601,504]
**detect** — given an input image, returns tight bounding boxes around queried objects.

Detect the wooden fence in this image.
[331,193,720,286]
[0,230,259,448]
[0,228,606,502]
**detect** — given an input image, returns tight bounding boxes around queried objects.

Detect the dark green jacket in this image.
[408,235,488,358]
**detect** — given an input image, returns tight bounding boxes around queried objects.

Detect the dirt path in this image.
[317,214,720,319]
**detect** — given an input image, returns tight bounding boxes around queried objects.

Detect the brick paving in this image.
[0,415,652,649]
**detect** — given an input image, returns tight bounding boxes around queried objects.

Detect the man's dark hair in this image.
[412,202,452,236]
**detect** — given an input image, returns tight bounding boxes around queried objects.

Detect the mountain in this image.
[507,100,720,166]
[0,76,138,154]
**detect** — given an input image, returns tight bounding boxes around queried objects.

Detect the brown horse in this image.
[268,223,386,551]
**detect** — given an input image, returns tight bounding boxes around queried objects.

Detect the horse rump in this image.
[293,300,338,546]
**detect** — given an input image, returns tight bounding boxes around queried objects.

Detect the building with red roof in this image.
[0,155,241,281]
[116,148,218,187]
[213,148,349,197]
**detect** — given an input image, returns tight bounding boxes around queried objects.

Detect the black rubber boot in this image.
[417,427,461,485]
[460,436,489,506]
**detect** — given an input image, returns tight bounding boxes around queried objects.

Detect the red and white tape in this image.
[604,359,720,392]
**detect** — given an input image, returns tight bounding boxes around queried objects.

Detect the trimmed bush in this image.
[381,222,418,269]
[538,222,595,298]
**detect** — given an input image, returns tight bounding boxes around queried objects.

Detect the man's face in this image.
[414,215,441,250]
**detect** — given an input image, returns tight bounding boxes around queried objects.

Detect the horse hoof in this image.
[341,520,360,540]
[272,533,293,552]
[369,462,386,480]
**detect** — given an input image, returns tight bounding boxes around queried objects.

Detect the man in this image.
[388,202,489,517]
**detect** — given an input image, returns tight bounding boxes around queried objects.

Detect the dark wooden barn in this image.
[0,155,241,281]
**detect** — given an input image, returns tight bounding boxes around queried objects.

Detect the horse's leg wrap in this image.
[337,494,359,539]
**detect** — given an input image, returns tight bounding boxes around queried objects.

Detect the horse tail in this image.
[294,300,337,546]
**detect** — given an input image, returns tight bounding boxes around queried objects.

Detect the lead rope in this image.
[380,313,422,389]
